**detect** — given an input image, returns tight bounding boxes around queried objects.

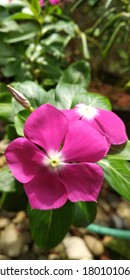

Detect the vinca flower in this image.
[49,0,61,4]
[5,104,109,210]
[40,0,60,6]
[62,103,128,145]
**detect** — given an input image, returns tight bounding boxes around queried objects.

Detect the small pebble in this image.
[12,211,26,224]
[84,235,105,256]
[109,213,127,229]
[0,217,10,229]
[63,236,93,260]
[0,223,24,257]
[0,254,11,260]
[48,253,60,260]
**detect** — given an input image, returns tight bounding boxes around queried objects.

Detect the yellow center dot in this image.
[43,150,65,172]
[50,158,60,167]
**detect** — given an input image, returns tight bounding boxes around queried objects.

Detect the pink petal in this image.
[62,108,79,122]
[24,104,69,153]
[64,106,128,145]
[60,163,103,202]
[5,138,44,183]
[40,0,44,6]
[49,0,60,5]
[24,169,68,210]
[61,121,109,163]
[95,109,128,145]
[62,108,107,140]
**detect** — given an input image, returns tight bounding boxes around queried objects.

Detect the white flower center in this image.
[43,150,64,172]
[76,104,98,120]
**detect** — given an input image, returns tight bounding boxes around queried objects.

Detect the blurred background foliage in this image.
[0,0,129,87]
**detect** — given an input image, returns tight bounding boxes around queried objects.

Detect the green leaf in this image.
[0,41,14,60]
[0,6,9,20]
[1,181,28,212]
[60,60,91,88]
[28,201,75,249]
[72,92,112,110]
[11,12,36,21]
[0,166,16,193]
[2,60,21,78]
[12,81,49,113]
[0,103,14,121]
[4,22,40,43]
[104,238,130,260]
[107,141,130,160]
[15,110,30,136]
[0,84,12,102]
[41,20,76,37]
[73,201,97,227]
[55,82,87,109]
[6,124,18,141]
[0,18,19,33]
[31,0,41,16]
[99,159,130,202]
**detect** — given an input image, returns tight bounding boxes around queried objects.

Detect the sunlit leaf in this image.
[99,159,130,201]
[72,91,112,110]
[107,141,130,160]
[60,60,91,88]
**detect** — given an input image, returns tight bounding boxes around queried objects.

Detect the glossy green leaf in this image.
[31,0,41,15]
[4,22,40,43]
[41,20,75,37]
[99,159,130,201]
[60,60,91,88]
[0,103,14,121]
[1,181,28,212]
[0,6,9,20]
[2,60,21,78]
[0,166,16,193]
[107,141,130,160]
[6,124,18,141]
[73,201,97,227]
[0,18,19,33]
[0,84,12,102]
[14,110,30,136]
[55,82,87,109]
[72,92,112,110]
[11,12,36,21]
[0,42,14,60]
[28,201,75,249]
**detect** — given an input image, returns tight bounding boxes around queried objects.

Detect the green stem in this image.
[80,32,90,60]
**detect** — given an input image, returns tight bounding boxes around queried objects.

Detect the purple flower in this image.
[62,103,128,145]
[5,104,109,210]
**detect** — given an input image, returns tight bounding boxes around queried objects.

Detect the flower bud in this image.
[7,85,33,111]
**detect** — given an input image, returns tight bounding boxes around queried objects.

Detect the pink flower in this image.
[5,104,109,210]
[40,0,44,6]
[62,104,128,145]
[49,0,60,4]
[39,0,60,6]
